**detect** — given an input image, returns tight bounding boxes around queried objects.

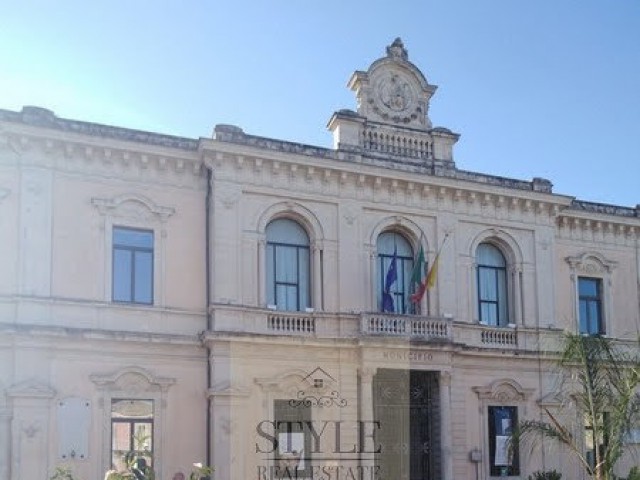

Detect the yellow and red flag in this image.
[410,234,448,304]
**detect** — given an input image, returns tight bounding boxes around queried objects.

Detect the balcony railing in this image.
[360,313,451,340]
[267,312,315,335]
[480,326,518,346]
[207,304,564,350]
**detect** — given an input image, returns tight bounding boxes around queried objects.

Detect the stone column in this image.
[358,368,377,475]
[368,249,377,311]
[313,244,322,310]
[0,408,12,480]
[512,266,522,326]
[569,272,578,330]
[258,239,266,306]
[439,371,453,480]
[469,261,477,323]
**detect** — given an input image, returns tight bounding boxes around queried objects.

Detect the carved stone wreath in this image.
[371,72,421,123]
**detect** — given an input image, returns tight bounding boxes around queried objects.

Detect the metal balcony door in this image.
[373,369,440,480]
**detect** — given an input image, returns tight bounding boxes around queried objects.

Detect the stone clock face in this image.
[372,72,418,122]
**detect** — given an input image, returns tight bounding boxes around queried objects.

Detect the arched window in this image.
[377,232,414,314]
[266,218,310,311]
[476,243,508,326]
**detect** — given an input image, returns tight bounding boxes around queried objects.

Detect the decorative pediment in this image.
[565,251,617,275]
[207,383,251,398]
[256,367,347,408]
[91,193,175,222]
[90,366,175,393]
[7,380,56,399]
[473,379,534,402]
[255,367,338,395]
[537,390,565,408]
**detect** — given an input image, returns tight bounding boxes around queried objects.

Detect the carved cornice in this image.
[0,106,198,150]
[208,150,567,226]
[557,215,638,243]
[0,126,203,182]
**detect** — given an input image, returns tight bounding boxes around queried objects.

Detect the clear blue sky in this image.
[2,1,639,206]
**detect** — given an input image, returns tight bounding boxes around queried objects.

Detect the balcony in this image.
[266,311,316,335]
[360,313,451,340]
[207,304,555,351]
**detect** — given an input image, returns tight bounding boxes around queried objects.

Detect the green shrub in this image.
[528,470,562,480]
[626,466,640,480]
[50,466,77,480]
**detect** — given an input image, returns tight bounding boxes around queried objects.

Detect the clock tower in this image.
[328,38,459,172]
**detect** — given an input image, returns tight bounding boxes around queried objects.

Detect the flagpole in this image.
[410,231,449,315]
[410,233,427,315]
[426,232,450,316]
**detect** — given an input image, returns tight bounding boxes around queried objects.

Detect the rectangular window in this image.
[274,399,311,477]
[112,227,154,304]
[578,277,603,335]
[111,399,154,471]
[488,406,519,476]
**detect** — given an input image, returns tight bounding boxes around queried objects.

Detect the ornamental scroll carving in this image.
[90,366,175,394]
[565,252,617,275]
[473,379,534,402]
[91,193,175,222]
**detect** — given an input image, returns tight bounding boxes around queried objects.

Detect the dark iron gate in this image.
[373,369,440,480]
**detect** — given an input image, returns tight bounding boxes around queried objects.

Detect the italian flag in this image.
[410,251,439,304]
[410,233,448,304]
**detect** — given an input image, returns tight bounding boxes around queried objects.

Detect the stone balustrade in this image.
[360,313,450,339]
[206,305,635,355]
[362,127,432,159]
[479,326,518,346]
[267,312,316,335]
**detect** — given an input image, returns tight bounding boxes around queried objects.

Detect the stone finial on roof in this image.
[386,38,408,60]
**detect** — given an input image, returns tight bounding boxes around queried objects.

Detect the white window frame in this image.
[92,194,174,307]
[112,226,155,305]
[91,367,175,480]
[566,252,617,336]
[265,218,312,312]
[256,204,325,311]
[476,243,509,326]
[577,276,605,335]
[473,379,534,480]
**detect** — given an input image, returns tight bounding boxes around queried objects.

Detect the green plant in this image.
[50,466,77,480]
[189,463,214,480]
[105,451,155,480]
[627,466,640,480]
[516,333,640,480]
[527,470,562,480]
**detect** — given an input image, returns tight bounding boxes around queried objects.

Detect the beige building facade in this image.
[1,39,639,480]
